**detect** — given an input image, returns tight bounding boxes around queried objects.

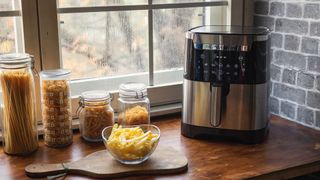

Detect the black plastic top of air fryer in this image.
[189,25,270,35]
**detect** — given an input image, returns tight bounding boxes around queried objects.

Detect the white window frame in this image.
[3,0,249,120]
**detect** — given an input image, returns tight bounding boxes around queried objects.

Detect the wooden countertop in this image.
[1,115,320,179]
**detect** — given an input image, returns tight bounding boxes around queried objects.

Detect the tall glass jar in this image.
[0,53,38,155]
[40,69,73,147]
[79,90,114,142]
[118,83,150,125]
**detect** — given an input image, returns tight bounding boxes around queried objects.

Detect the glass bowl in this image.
[102,124,160,164]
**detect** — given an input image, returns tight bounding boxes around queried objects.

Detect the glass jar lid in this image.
[0,53,32,67]
[119,83,147,99]
[40,69,71,79]
[80,90,111,102]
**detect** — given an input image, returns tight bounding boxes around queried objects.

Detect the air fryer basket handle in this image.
[210,83,230,127]
[210,83,221,127]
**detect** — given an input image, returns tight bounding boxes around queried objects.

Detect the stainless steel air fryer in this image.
[182,25,270,143]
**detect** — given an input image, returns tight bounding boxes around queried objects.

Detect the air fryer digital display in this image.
[184,40,269,85]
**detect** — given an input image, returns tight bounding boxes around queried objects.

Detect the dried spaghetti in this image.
[1,69,38,155]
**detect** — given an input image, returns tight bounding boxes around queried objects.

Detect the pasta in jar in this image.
[79,91,114,142]
[40,70,73,147]
[118,83,150,126]
[0,53,38,155]
[118,105,149,125]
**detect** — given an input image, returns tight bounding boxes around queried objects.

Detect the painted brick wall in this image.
[254,0,320,129]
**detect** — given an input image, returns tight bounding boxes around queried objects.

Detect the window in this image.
[0,0,23,53]
[1,0,245,118]
[57,1,227,82]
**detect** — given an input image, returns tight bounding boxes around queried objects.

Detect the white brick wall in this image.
[254,0,320,129]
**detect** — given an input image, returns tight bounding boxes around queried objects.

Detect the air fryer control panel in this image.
[184,40,269,85]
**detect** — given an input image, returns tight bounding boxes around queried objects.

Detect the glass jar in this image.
[118,83,150,125]
[0,53,38,155]
[79,90,114,142]
[40,69,73,147]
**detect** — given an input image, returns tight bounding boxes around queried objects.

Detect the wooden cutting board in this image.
[25,146,188,179]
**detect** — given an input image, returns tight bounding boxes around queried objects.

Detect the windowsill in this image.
[69,69,184,96]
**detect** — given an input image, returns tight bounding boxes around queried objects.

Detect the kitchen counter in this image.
[1,114,320,179]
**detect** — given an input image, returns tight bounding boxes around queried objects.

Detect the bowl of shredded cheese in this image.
[102,124,160,164]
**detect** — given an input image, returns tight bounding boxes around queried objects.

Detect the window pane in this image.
[153,6,226,85]
[0,17,22,53]
[58,0,147,8]
[0,0,20,11]
[153,7,203,72]
[59,11,148,80]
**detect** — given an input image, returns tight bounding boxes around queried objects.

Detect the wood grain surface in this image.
[25,146,188,178]
[0,114,320,179]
